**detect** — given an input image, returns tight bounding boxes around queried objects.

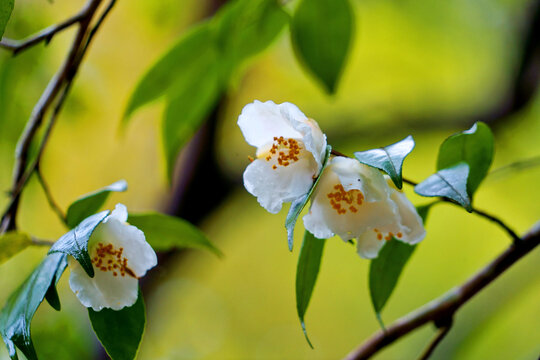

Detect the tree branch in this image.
[0,0,115,233]
[417,324,452,360]
[343,221,540,360]
[36,167,67,227]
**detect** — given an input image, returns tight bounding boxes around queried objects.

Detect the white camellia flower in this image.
[303,156,425,258]
[69,204,157,311]
[238,100,327,213]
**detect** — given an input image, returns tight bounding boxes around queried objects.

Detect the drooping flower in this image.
[69,204,157,311]
[238,100,327,213]
[303,156,425,258]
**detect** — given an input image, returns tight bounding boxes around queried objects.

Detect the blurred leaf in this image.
[65,180,127,229]
[286,145,331,251]
[290,0,354,93]
[0,232,31,265]
[49,211,110,277]
[44,255,68,311]
[369,240,415,325]
[88,289,145,360]
[128,212,222,257]
[0,0,14,39]
[122,23,215,122]
[354,135,415,189]
[0,253,67,360]
[213,0,289,78]
[415,162,472,211]
[437,122,494,196]
[296,230,326,348]
[162,58,221,182]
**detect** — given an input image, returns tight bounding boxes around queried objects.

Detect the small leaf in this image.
[89,289,145,360]
[0,253,67,360]
[354,135,415,189]
[369,240,416,323]
[0,0,14,39]
[415,162,472,211]
[290,0,354,93]
[296,230,326,348]
[49,211,110,277]
[0,232,31,265]
[66,180,127,229]
[123,23,216,122]
[285,145,331,251]
[437,122,494,196]
[127,212,221,257]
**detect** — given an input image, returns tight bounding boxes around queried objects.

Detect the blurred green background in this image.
[1,0,539,359]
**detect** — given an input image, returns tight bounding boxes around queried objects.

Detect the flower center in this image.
[261,136,303,170]
[327,184,365,215]
[91,242,137,278]
[373,229,403,241]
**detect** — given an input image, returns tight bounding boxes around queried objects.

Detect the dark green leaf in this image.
[296,231,326,348]
[290,0,354,93]
[415,162,472,211]
[369,240,415,324]
[122,22,216,122]
[44,255,68,311]
[0,232,31,265]
[128,212,222,257]
[354,135,415,189]
[49,211,110,277]
[162,58,221,182]
[0,0,14,39]
[213,0,289,78]
[437,122,494,196]
[89,289,145,360]
[285,145,331,251]
[0,253,67,360]
[65,180,127,229]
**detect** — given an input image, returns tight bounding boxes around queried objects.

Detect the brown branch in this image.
[344,222,540,360]
[36,168,67,227]
[0,0,115,233]
[417,325,452,360]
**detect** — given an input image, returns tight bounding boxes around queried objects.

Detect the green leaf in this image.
[290,0,354,93]
[369,240,415,325]
[0,232,31,265]
[354,135,415,189]
[415,162,472,211]
[0,253,67,360]
[123,23,216,122]
[44,255,68,311]
[0,0,14,39]
[296,230,326,348]
[65,180,127,229]
[285,145,331,251]
[89,289,145,360]
[212,0,289,78]
[437,122,494,196]
[162,59,221,182]
[127,212,222,257]
[49,211,110,277]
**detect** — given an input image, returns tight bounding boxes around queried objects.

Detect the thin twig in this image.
[0,10,86,55]
[35,168,67,226]
[343,222,540,360]
[417,325,452,360]
[30,237,56,247]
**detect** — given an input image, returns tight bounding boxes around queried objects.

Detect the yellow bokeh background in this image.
[1,0,539,359]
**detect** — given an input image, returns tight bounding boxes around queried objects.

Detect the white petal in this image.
[69,256,138,311]
[357,229,387,259]
[106,203,128,223]
[289,117,327,171]
[238,100,303,148]
[244,157,316,213]
[390,189,426,244]
[332,157,388,202]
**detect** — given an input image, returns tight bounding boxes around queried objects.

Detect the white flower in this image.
[238,100,327,213]
[303,157,425,258]
[69,204,157,311]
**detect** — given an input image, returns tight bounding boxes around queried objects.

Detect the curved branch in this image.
[344,222,540,360]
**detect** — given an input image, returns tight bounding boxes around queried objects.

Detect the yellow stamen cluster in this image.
[265,136,301,170]
[373,229,403,241]
[327,184,365,215]
[91,242,137,278]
